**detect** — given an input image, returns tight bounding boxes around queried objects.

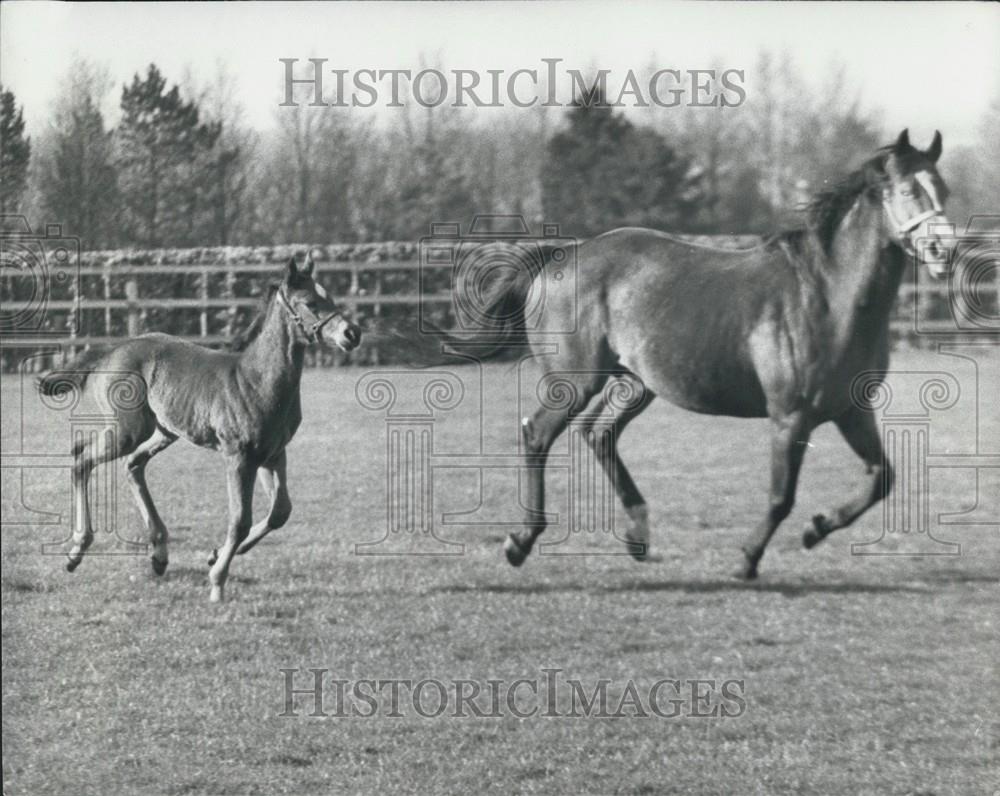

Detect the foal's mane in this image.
[764,149,892,259]
[228,282,280,352]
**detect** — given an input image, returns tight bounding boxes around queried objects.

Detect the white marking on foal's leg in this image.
[67,462,94,571]
[624,503,650,559]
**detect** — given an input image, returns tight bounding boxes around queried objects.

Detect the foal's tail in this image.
[37,347,107,397]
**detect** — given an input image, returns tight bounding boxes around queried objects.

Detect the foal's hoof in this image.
[803,515,831,549]
[151,556,168,576]
[207,548,218,567]
[504,536,531,567]
[66,557,81,573]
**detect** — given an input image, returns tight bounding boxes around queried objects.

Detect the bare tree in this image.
[36,59,119,248]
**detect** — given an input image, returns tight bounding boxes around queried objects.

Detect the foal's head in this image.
[879,128,953,278]
[277,254,362,351]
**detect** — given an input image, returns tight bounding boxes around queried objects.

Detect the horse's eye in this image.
[900,189,913,198]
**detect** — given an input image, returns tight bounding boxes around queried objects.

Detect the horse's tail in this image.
[432,242,569,360]
[36,347,107,397]
[367,244,561,366]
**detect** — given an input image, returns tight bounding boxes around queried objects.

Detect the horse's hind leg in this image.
[738,410,811,579]
[506,373,606,567]
[125,426,178,574]
[803,407,892,549]
[208,455,257,603]
[577,376,655,560]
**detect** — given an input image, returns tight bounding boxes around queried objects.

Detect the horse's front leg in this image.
[738,411,811,579]
[208,454,258,603]
[803,406,892,548]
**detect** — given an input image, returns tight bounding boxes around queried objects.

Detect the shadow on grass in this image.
[164,566,260,586]
[430,578,931,598]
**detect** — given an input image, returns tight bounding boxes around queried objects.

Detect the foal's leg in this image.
[208,455,258,603]
[738,411,811,579]
[236,451,292,557]
[67,429,128,572]
[506,376,605,567]
[67,447,96,573]
[125,427,178,575]
[803,406,892,549]
[576,378,656,560]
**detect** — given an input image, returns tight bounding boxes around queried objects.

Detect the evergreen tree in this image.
[0,87,31,215]
[541,88,704,237]
[116,65,220,247]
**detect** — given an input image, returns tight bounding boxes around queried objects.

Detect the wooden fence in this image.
[1,237,996,371]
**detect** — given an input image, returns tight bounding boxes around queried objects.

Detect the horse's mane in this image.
[764,149,891,259]
[228,282,280,352]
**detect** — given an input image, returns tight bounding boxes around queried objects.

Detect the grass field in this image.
[2,348,998,795]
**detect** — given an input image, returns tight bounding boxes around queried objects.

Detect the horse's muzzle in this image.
[919,236,952,279]
[330,320,362,352]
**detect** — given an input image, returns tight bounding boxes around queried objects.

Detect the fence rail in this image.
[1,239,996,369]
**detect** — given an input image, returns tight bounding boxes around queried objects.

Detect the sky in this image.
[2,1,998,147]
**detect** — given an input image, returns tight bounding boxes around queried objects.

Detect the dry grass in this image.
[2,350,998,795]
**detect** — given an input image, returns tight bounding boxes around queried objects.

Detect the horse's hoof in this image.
[625,505,650,562]
[504,536,530,567]
[151,557,168,576]
[734,552,758,580]
[803,515,830,549]
[625,538,649,562]
[207,549,218,567]
[66,558,80,573]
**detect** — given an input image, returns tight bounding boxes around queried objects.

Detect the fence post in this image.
[348,262,360,367]
[199,268,209,340]
[373,270,382,366]
[223,266,236,339]
[103,261,112,339]
[67,264,79,366]
[125,278,140,337]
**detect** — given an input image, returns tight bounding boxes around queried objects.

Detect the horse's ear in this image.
[302,251,315,277]
[285,256,298,282]
[926,130,942,162]
[894,128,911,152]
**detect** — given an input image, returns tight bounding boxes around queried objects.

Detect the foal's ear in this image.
[926,130,943,162]
[894,128,911,152]
[302,251,315,277]
[284,256,298,283]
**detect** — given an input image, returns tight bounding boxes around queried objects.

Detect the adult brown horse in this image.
[453,130,953,578]
[39,255,361,602]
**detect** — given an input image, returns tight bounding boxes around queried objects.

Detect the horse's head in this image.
[881,128,953,278]
[278,254,362,351]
